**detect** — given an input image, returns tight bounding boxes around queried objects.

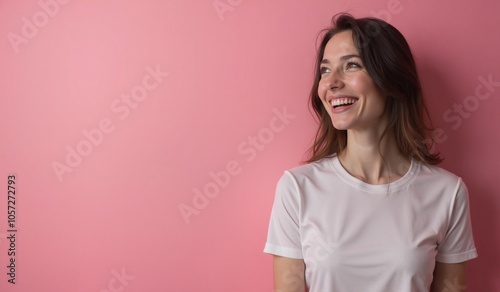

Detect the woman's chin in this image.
[331,120,350,130]
[333,126,348,131]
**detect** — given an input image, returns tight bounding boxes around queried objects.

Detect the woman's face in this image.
[317,30,388,132]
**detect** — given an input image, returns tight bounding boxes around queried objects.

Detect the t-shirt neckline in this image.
[329,155,418,194]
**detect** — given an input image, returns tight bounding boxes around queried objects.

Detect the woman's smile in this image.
[328,95,359,113]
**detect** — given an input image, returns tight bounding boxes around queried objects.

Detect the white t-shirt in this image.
[264,155,477,292]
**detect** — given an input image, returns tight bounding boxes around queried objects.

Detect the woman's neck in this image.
[338,129,410,185]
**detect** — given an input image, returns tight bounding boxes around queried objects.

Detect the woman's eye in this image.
[345,61,362,69]
[320,67,331,74]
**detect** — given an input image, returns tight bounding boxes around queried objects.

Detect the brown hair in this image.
[306,13,442,165]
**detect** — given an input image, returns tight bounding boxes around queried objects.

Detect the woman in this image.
[264,14,477,291]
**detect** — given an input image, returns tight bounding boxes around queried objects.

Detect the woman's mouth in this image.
[330,97,358,109]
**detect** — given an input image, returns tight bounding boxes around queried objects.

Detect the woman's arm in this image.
[273,255,307,292]
[430,262,467,292]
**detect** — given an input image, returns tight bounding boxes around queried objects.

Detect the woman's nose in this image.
[326,71,344,90]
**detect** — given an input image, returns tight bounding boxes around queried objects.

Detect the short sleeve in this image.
[436,178,478,263]
[263,171,303,259]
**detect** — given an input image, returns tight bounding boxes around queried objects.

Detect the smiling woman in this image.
[263,13,478,292]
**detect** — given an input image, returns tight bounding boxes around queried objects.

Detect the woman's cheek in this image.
[318,81,326,99]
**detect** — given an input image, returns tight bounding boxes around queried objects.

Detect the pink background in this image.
[1,0,499,291]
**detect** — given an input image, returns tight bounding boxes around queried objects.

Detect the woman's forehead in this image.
[323,31,359,60]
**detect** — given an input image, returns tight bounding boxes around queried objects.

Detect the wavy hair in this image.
[306,13,442,165]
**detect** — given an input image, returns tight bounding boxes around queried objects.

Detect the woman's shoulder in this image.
[414,161,464,186]
[275,156,338,194]
[284,156,337,179]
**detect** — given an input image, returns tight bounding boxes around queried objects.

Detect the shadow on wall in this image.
[418,55,499,291]
[468,183,498,291]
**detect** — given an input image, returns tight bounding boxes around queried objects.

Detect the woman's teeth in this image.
[331,98,357,108]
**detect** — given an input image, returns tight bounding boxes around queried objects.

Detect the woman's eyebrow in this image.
[339,54,361,61]
[321,54,361,64]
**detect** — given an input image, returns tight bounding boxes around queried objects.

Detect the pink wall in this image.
[0,0,498,291]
